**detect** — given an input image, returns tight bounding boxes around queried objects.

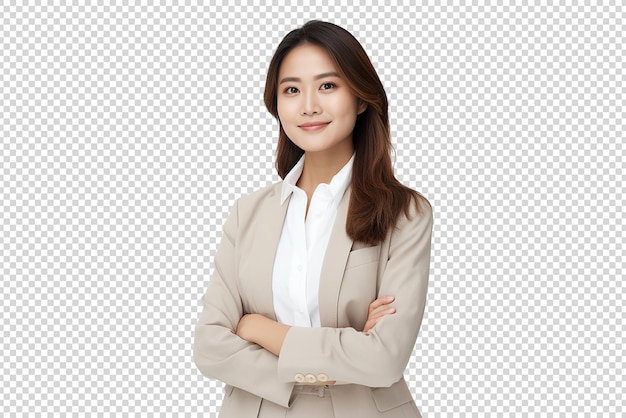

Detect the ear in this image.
[357,99,368,115]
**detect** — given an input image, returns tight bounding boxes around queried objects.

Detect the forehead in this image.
[278,43,338,78]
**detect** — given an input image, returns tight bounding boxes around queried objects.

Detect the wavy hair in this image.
[264,20,427,244]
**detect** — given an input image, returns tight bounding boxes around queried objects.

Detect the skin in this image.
[276,43,367,213]
[235,44,395,383]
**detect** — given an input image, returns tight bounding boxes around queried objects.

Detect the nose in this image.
[301,91,321,115]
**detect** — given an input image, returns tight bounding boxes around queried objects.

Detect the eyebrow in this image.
[279,72,341,85]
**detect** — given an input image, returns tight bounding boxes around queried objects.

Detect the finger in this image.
[362,320,375,334]
[369,295,394,309]
[363,316,383,333]
[368,295,395,312]
[363,308,396,333]
[370,304,396,317]
[368,307,396,321]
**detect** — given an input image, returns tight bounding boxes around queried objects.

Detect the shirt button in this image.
[295,373,305,383]
[305,374,317,383]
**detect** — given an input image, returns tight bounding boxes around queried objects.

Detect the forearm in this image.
[236,314,337,386]
[236,313,291,356]
[194,301,296,406]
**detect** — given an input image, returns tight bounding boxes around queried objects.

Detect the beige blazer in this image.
[194,182,433,417]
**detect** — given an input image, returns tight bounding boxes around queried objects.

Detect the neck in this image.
[298,146,353,190]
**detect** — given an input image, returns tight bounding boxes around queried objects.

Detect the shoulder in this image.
[410,191,432,221]
[391,190,433,241]
[237,181,281,205]
[377,188,432,263]
[234,181,282,217]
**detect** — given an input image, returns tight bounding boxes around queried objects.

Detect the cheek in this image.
[334,104,358,128]
[331,95,359,118]
[276,100,298,136]
[276,100,286,121]
[277,96,298,117]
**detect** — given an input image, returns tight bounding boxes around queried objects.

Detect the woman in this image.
[194,20,432,417]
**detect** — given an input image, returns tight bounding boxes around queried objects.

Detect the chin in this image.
[291,141,334,153]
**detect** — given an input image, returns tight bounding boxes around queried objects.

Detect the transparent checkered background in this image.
[1,2,623,417]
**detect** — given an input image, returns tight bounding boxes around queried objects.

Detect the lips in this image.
[299,122,331,131]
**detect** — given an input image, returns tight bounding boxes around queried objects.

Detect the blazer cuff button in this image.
[294,373,305,383]
[317,373,328,382]
[305,374,317,383]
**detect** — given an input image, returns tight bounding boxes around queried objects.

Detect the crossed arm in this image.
[195,198,432,404]
[235,295,396,356]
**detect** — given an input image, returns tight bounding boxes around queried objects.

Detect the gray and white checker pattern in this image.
[1,2,623,416]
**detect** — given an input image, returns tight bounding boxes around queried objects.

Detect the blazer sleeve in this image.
[277,200,433,388]
[193,200,295,408]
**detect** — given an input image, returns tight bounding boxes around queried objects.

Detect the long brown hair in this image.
[264,20,427,245]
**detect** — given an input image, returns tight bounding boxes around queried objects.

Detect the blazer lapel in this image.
[319,187,354,328]
[251,184,290,321]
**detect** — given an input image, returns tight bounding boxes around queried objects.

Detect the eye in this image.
[320,82,336,90]
[283,86,299,94]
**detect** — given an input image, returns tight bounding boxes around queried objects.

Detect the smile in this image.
[299,122,331,132]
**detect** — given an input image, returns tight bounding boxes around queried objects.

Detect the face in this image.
[276,43,367,157]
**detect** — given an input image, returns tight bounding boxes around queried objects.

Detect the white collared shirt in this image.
[272,154,354,327]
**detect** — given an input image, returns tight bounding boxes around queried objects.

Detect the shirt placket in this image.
[304,187,333,325]
[290,188,311,327]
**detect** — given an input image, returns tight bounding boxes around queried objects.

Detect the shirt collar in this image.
[280,154,355,205]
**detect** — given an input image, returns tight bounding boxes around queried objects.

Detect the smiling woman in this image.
[275,43,367,208]
[276,44,366,182]
[194,20,432,418]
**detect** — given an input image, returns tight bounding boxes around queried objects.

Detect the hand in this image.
[363,295,395,334]
[235,313,256,342]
